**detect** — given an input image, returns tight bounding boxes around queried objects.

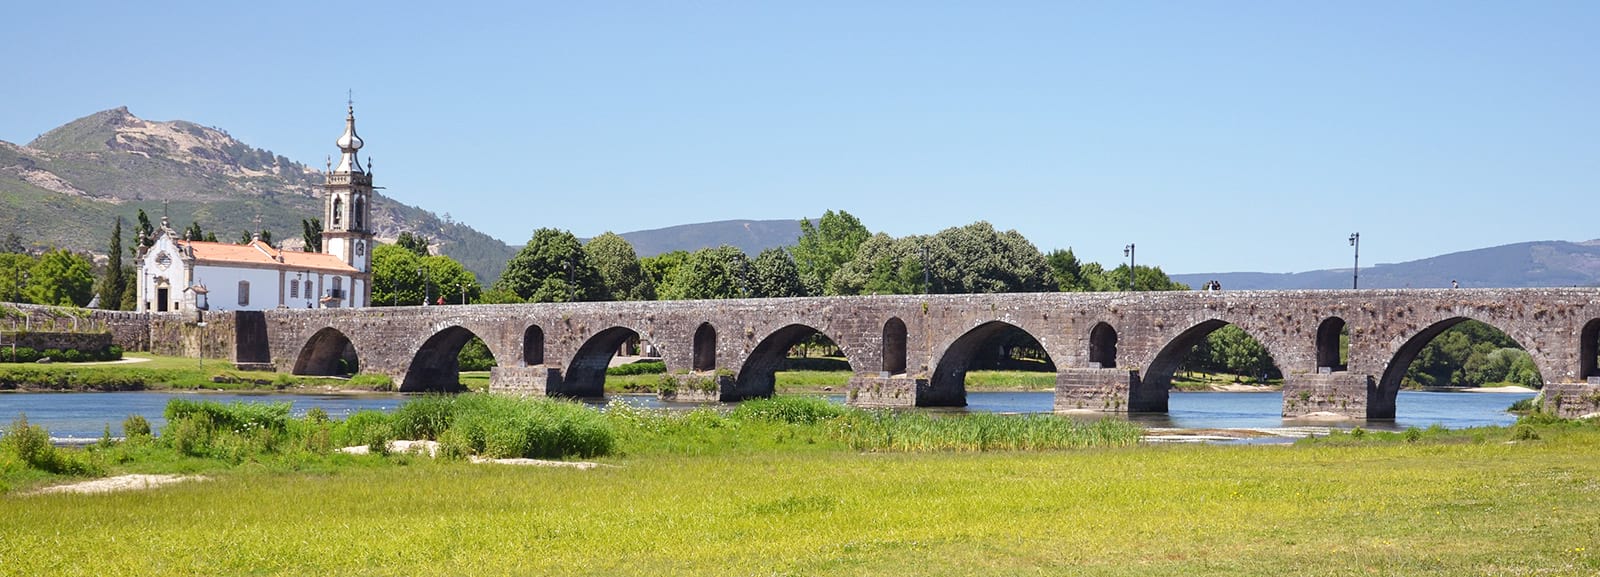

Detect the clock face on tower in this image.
[355,241,365,257]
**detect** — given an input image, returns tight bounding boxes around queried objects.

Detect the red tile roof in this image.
[179,239,359,274]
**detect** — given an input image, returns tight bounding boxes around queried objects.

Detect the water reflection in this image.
[0,389,1533,440]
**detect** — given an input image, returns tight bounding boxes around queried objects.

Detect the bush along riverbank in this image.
[0,353,394,392]
[0,395,1144,493]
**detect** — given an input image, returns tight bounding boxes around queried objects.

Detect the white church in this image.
[135,105,377,312]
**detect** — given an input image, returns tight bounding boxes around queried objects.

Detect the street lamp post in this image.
[418,266,431,306]
[920,244,930,294]
[1348,233,1360,289]
[459,282,467,305]
[565,254,576,302]
[1123,244,1136,291]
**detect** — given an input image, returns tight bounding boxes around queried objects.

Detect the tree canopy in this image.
[24,249,94,307]
[493,228,606,303]
[371,244,480,306]
[586,232,654,301]
[793,210,869,296]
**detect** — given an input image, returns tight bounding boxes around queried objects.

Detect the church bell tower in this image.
[322,102,375,302]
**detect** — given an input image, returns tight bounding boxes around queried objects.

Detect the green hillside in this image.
[1,108,513,283]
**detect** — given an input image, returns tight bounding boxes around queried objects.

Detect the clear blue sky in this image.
[4,1,1596,274]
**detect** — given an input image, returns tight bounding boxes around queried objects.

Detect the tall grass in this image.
[835,411,1143,452]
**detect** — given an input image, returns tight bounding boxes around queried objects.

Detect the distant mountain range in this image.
[1172,240,1600,290]
[9,108,1599,291]
[612,219,802,257]
[0,107,516,282]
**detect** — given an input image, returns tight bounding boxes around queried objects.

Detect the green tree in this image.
[301,218,323,252]
[371,244,481,306]
[25,249,94,306]
[493,228,606,303]
[585,232,654,301]
[1046,248,1090,292]
[793,210,870,296]
[830,222,1054,296]
[750,248,805,298]
[97,216,128,310]
[184,221,205,241]
[639,250,690,296]
[827,233,924,295]
[0,233,24,254]
[1100,264,1189,292]
[1403,321,1525,388]
[396,232,430,257]
[371,244,425,306]
[474,287,524,304]
[658,246,752,300]
[133,209,155,255]
[237,229,273,245]
[0,253,35,303]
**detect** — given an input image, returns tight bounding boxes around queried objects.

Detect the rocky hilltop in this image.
[1,107,514,282]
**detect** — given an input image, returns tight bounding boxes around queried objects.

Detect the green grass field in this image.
[4,428,1598,576]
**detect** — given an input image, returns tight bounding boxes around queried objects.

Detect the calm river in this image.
[0,390,1532,440]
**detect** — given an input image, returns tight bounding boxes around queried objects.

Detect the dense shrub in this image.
[122,414,152,438]
[0,415,102,475]
[0,345,121,363]
[390,395,457,440]
[607,361,666,376]
[432,394,615,459]
[835,411,1143,452]
[732,396,846,424]
[335,410,394,452]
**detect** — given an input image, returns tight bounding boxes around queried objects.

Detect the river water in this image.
[0,390,1532,440]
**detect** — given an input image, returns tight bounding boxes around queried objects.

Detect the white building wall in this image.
[191,265,283,312]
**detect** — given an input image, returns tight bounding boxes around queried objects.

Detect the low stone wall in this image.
[1281,373,1369,418]
[1054,368,1137,412]
[847,374,922,407]
[148,311,237,363]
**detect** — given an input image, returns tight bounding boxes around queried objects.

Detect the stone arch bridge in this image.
[161,288,1600,419]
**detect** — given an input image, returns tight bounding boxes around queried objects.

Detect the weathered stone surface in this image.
[24,286,1600,419]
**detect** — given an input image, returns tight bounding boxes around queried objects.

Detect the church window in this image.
[290,279,299,299]
[332,277,343,298]
[238,281,251,306]
[333,197,343,225]
[305,280,313,297]
[353,198,364,230]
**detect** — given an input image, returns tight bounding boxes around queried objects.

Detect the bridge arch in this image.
[1316,316,1347,372]
[400,325,494,392]
[1375,316,1549,419]
[736,324,853,397]
[1140,319,1286,412]
[1581,319,1600,380]
[293,327,359,376]
[692,322,717,371]
[1088,322,1117,368]
[565,325,645,397]
[523,324,545,366]
[928,320,1056,407]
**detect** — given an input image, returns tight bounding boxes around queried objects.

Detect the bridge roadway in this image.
[163,287,1600,420]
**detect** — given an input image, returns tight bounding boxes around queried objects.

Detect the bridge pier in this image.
[1053,368,1137,412]
[1281,373,1368,419]
[1544,380,1600,419]
[489,365,562,396]
[846,374,925,408]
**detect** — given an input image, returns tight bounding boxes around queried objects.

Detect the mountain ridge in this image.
[1,107,515,282]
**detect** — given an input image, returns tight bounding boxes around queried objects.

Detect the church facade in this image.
[135,105,376,312]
